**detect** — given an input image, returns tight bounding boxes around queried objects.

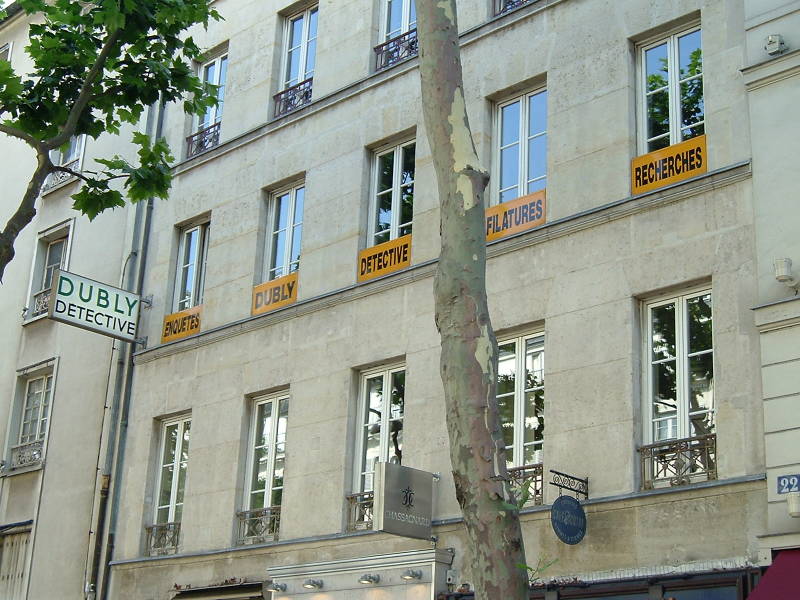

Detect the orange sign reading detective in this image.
[161,305,202,343]
[358,235,412,282]
[485,190,546,242]
[631,135,707,195]
[252,272,298,316]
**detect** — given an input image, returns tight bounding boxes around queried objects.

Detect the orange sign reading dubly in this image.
[631,135,707,195]
[161,305,202,343]
[485,190,546,242]
[252,272,298,316]
[358,234,412,282]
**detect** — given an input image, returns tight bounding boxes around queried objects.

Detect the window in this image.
[173,222,209,312]
[0,530,30,600]
[5,371,55,470]
[370,141,415,246]
[147,416,190,555]
[375,0,417,70]
[646,291,713,442]
[497,334,545,467]
[640,28,704,152]
[18,375,53,447]
[274,8,317,117]
[496,89,547,204]
[495,0,536,16]
[43,135,85,191]
[0,42,11,63]
[26,220,72,320]
[266,185,303,280]
[354,365,405,493]
[198,54,228,131]
[238,394,289,544]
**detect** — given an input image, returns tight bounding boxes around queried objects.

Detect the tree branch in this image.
[0,122,47,153]
[49,28,124,149]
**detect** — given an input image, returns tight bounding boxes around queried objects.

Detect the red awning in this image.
[749,549,800,599]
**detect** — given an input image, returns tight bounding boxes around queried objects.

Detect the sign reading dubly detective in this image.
[374,462,433,540]
[357,234,412,283]
[49,269,140,342]
[252,272,298,316]
[485,190,546,242]
[161,305,202,344]
[550,495,586,545]
[631,135,707,196]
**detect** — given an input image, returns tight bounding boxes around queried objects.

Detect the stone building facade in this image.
[2,0,800,598]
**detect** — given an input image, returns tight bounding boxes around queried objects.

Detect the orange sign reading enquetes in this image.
[485,190,546,242]
[631,135,707,195]
[358,235,412,282]
[252,272,298,316]
[161,305,202,343]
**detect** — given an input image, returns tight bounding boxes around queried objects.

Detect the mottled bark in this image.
[416,2,529,599]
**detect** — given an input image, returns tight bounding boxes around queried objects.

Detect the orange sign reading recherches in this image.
[358,235,412,282]
[631,135,707,195]
[252,272,298,316]
[161,305,202,343]
[485,190,546,242]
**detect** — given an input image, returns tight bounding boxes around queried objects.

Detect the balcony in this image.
[508,462,544,506]
[145,521,181,556]
[639,434,717,490]
[273,78,314,118]
[346,491,374,532]
[30,289,52,318]
[9,440,43,470]
[42,158,80,192]
[186,122,221,158]
[236,506,281,545]
[495,0,536,16]
[374,29,418,71]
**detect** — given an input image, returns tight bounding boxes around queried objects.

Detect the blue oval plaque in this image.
[550,495,586,545]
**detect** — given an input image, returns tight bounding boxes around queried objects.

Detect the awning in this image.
[748,549,800,599]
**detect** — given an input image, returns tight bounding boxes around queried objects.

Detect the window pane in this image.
[375,191,392,238]
[176,462,187,505]
[285,48,301,86]
[163,424,178,465]
[216,56,228,120]
[500,187,519,203]
[688,353,714,414]
[645,43,668,91]
[687,294,712,353]
[497,393,515,450]
[308,8,318,38]
[409,0,416,28]
[400,186,413,230]
[497,342,516,396]
[500,145,520,194]
[251,446,269,492]
[158,465,174,507]
[528,91,547,135]
[181,421,191,456]
[366,376,383,425]
[524,389,544,445]
[678,30,702,76]
[523,443,541,466]
[527,135,547,182]
[525,337,544,388]
[249,491,265,510]
[401,144,415,185]
[378,152,394,193]
[652,361,677,418]
[271,230,287,273]
[386,0,403,38]
[390,371,405,420]
[680,77,704,130]
[646,89,670,141]
[501,101,520,146]
[651,303,676,361]
[275,193,290,230]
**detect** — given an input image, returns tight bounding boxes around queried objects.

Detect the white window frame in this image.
[18,374,54,446]
[0,529,31,600]
[369,140,415,247]
[51,134,86,169]
[643,288,714,444]
[244,393,289,511]
[197,53,228,132]
[24,219,74,322]
[0,42,12,63]
[638,26,704,154]
[494,88,547,205]
[154,416,191,525]
[381,0,416,42]
[496,333,545,467]
[264,184,304,281]
[353,364,405,493]
[281,6,317,90]
[173,221,209,312]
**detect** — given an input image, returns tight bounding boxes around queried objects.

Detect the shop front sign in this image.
[485,190,546,242]
[252,272,298,316]
[374,462,434,540]
[631,135,707,195]
[357,235,412,283]
[161,305,202,343]
[550,495,586,545]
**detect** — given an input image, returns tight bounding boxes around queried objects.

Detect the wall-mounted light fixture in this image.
[302,579,323,590]
[765,34,787,55]
[265,581,286,592]
[401,569,422,580]
[788,492,800,518]
[358,573,380,584]
[774,258,799,291]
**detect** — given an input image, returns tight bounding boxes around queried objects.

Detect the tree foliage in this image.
[0,0,221,280]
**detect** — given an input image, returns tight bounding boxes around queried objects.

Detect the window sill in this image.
[21,313,49,326]
[1,461,44,478]
[41,173,79,196]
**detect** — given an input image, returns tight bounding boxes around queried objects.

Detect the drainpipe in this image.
[91,97,165,600]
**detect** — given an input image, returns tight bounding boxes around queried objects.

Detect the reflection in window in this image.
[372,142,415,246]
[267,185,304,280]
[497,90,547,203]
[247,395,289,510]
[155,417,191,524]
[175,223,209,311]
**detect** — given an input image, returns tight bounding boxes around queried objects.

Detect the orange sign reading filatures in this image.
[358,235,412,282]
[485,190,546,242]
[161,305,202,343]
[252,272,298,316]
[631,135,707,195]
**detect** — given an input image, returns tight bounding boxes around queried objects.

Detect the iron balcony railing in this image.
[508,462,544,506]
[346,491,374,532]
[9,440,43,470]
[274,78,314,118]
[639,433,717,490]
[145,521,181,556]
[30,289,52,318]
[374,29,418,71]
[236,506,281,545]
[496,0,536,16]
[186,121,221,158]
[42,158,80,192]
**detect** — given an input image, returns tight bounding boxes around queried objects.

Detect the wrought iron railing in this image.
[273,78,314,118]
[31,289,52,318]
[186,121,221,158]
[145,521,181,556]
[639,434,717,490]
[9,440,43,469]
[346,491,374,531]
[508,463,544,506]
[496,0,536,15]
[236,506,281,545]
[374,29,418,71]
[42,158,80,192]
